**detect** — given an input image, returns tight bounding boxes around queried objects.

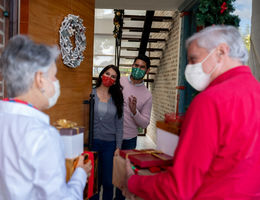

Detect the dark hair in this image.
[134,54,151,69]
[95,65,124,118]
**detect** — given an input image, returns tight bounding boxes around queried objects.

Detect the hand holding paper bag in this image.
[77,155,92,178]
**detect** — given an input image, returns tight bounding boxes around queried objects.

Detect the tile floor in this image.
[136,135,156,149]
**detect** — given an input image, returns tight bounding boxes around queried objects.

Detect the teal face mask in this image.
[131,67,146,80]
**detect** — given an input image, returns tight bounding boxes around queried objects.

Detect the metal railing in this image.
[113,9,124,67]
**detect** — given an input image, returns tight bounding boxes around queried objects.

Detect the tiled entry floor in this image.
[136,135,156,149]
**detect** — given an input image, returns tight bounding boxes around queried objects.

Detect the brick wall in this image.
[0,0,7,99]
[147,10,182,143]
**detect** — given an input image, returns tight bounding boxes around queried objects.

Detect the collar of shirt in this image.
[208,66,251,88]
[128,75,144,87]
[0,100,50,124]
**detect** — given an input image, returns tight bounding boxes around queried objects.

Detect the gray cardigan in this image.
[92,89,123,148]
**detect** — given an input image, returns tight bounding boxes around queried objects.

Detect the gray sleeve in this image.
[115,113,124,149]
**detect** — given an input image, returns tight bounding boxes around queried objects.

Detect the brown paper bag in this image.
[65,152,98,200]
[113,155,155,200]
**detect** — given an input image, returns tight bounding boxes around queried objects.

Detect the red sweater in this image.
[128,66,260,199]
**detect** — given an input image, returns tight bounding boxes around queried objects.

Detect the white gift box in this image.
[156,128,179,156]
[61,133,84,159]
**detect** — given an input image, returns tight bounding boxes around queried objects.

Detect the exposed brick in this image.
[147,10,181,143]
[0,9,3,19]
[0,0,4,7]
[0,34,3,45]
[0,21,3,32]
[0,0,5,99]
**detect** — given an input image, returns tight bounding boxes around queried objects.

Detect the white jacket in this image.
[0,101,87,200]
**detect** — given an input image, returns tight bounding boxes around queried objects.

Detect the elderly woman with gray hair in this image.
[0,35,91,200]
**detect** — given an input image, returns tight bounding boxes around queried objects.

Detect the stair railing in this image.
[113,9,124,67]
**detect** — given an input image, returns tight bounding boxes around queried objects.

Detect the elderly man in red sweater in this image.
[125,25,260,199]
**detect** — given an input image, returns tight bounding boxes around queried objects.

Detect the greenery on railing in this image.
[113,9,124,39]
[113,9,124,67]
[196,0,240,27]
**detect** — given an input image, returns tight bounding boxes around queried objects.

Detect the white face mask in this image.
[42,79,60,108]
[185,49,217,91]
[47,80,60,108]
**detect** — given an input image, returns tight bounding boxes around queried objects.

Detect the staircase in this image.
[116,10,174,84]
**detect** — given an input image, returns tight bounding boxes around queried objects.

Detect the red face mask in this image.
[102,75,115,87]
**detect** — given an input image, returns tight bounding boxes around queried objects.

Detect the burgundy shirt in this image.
[128,66,260,199]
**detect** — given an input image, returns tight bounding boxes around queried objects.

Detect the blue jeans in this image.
[115,137,137,200]
[121,136,137,150]
[90,139,116,200]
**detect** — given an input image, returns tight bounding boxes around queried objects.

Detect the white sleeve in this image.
[27,127,87,200]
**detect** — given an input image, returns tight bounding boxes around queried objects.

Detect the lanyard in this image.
[3,98,38,110]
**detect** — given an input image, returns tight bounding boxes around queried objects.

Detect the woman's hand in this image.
[123,159,136,199]
[77,155,92,178]
[114,148,120,156]
[126,158,135,180]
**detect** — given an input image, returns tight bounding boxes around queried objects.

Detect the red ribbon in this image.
[220,2,228,14]
[81,151,95,199]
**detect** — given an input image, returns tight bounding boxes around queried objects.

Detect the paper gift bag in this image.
[66,151,98,199]
[113,155,155,200]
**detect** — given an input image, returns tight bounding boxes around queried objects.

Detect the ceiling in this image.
[95,0,191,11]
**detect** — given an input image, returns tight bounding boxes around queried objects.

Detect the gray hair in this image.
[0,35,59,97]
[186,25,248,64]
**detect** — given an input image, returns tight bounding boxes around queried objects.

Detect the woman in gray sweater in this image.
[90,65,124,200]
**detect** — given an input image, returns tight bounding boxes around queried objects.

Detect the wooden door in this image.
[19,0,94,135]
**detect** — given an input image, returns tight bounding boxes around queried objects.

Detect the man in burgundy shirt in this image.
[125,25,260,199]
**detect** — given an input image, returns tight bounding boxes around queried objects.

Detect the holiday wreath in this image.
[196,0,240,27]
[59,14,86,68]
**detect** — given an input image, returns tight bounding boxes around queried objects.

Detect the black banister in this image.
[139,11,154,56]
[83,94,95,150]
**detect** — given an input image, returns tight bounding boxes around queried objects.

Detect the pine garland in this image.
[113,9,124,39]
[196,0,240,27]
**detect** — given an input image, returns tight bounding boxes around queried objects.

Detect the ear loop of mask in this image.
[201,48,217,74]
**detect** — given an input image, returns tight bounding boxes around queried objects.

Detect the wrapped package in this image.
[119,149,173,168]
[55,119,84,159]
[59,128,84,159]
